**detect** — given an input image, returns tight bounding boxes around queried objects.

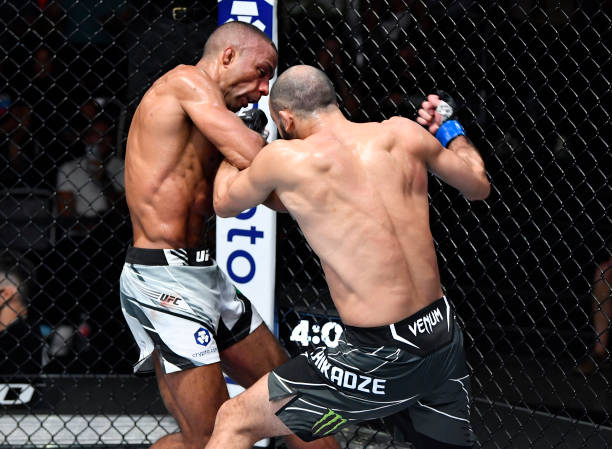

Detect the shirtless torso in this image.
[119,29,339,449]
[125,64,268,249]
[273,118,446,325]
[208,65,489,449]
[215,111,489,327]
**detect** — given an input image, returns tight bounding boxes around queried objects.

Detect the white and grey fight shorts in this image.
[119,246,263,374]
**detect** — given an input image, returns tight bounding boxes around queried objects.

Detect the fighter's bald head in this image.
[203,21,277,59]
[270,65,337,116]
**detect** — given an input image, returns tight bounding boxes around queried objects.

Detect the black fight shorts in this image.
[268,297,476,447]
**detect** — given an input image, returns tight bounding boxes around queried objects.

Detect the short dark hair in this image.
[270,65,337,115]
[203,21,277,58]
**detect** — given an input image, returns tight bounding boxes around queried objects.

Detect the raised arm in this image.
[176,67,266,169]
[213,142,283,217]
[416,94,490,200]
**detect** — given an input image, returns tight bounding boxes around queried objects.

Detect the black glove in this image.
[238,109,268,135]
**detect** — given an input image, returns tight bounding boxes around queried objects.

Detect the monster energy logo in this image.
[312,409,347,436]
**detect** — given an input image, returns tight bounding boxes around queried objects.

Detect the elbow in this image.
[214,207,231,218]
[214,205,234,218]
[213,195,234,218]
[231,156,251,171]
[480,174,491,199]
[466,177,491,201]
[214,204,234,219]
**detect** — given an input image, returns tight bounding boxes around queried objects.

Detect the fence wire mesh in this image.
[1,1,610,448]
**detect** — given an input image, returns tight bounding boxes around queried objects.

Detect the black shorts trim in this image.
[125,246,213,266]
[343,297,455,356]
[217,292,254,352]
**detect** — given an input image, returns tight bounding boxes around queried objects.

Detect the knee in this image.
[215,397,243,431]
[215,396,258,438]
[177,417,214,449]
[164,433,208,449]
[181,430,212,449]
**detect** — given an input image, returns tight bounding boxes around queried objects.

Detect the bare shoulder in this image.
[384,115,437,154]
[383,115,422,133]
[260,136,325,164]
[253,139,306,178]
[162,65,222,102]
[258,139,297,161]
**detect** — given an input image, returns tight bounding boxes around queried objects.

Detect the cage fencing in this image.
[0,1,610,448]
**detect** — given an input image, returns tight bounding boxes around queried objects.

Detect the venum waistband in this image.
[343,297,455,357]
[125,246,213,267]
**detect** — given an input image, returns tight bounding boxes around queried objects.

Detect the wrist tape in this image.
[435,120,465,147]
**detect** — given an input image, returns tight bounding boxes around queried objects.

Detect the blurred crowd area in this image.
[0,0,609,376]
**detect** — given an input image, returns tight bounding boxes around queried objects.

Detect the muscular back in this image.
[125,66,226,248]
[275,119,444,326]
[215,110,488,326]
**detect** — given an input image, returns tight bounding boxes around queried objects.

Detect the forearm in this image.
[447,136,490,200]
[223,131,266,170]
[177,71,266,170]
[418,93,490,200]
[213,156,278,217]
[213,160,242,217]
[447,136,485,172]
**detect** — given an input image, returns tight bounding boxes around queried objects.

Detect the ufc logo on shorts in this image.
[196,250,209,262]
[160,294,181,305]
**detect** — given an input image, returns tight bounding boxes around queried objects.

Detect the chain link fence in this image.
[1,1,610,448]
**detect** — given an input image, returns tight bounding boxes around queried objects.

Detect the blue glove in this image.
[433,91,465,147]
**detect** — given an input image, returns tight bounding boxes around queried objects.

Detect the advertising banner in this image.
[217,3,278,446]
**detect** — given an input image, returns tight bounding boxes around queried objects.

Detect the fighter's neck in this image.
[299,109,347,139]
[195,60,218,83]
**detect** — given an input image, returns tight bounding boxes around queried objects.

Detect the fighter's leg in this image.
[402,325,476,448]
[384,409,475,449]
[206,373,295,449]
[150,350,229,449]
[119,258,235,448]
[406,374,476,448]
[220,324,340,449]
[220,323,287,386]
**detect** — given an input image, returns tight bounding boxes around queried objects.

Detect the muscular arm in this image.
[446,135,485,170]
[176,67,265,169]
[426,132,490,200]
[213,143,282,217]
[213,160,275,218]
[394,115,490,201]
[413,95,490,200]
